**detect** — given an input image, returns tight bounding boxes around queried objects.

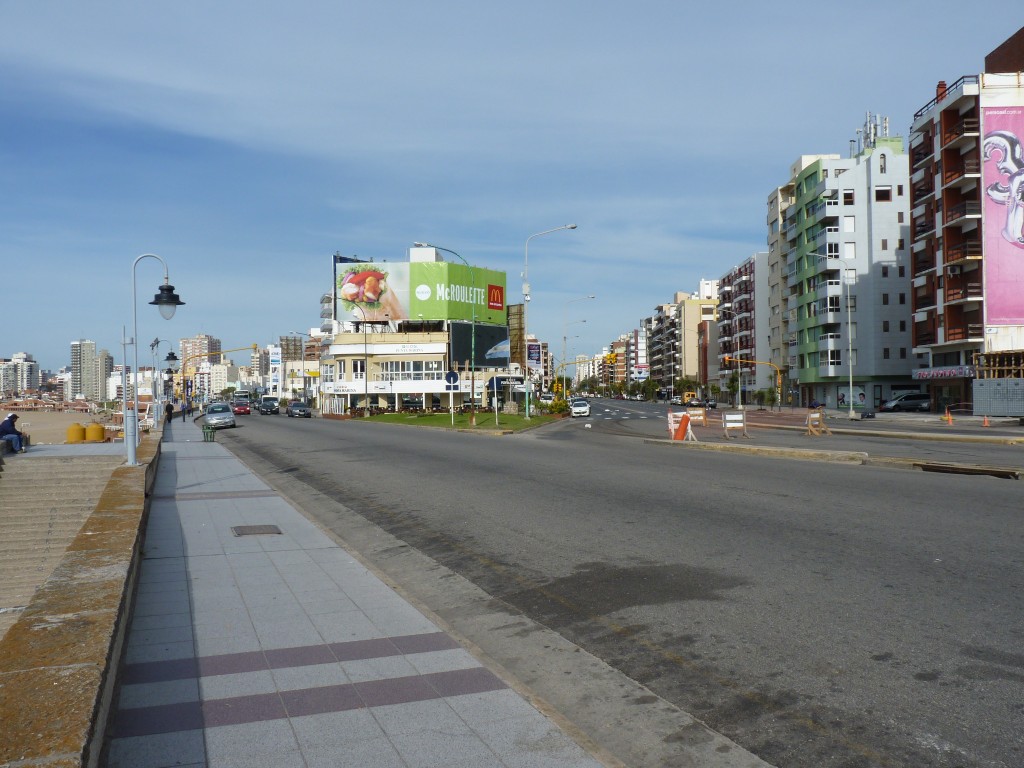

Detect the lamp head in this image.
[151,282,185,320]
[164,351,181,372]
[568,224,577,230]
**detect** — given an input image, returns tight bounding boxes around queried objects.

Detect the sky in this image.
[2,1,1017,372]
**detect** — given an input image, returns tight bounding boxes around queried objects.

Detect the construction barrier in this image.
[686,406,709,427]
[667,411,698,442]
[804,408,833,436]
[722,411,750,439]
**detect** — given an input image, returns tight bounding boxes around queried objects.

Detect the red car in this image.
[231,401,251,415]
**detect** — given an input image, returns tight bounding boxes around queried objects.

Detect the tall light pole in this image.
[523,224,577,418]
[562,321,587,397]
[350,308,372,417]
[127,254,184,466]
[414,242,477,426]
[839,257,857,420]
[560,295,595,398]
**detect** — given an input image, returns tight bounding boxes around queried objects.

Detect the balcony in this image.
[944,281,983,303]
[913,249,936,275]
[943,200,981,226]
[944,239,982,264]
[941,117,980,149]
[942,157,981,189]
[913,291,937,312]
[944,323,984,342]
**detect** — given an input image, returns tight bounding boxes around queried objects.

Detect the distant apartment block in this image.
[180,334,222,371]
[717,253,768,403]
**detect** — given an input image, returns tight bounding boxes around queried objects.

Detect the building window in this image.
[898,211,905,222]
[883,320,890,332]
[882,293,889,305]
[353,359,365,379]
[336,360,346,377]
[880,154,887,173]
[844,216,856,233]
[900,320,906,331]
[881,241,889,253]
[898,238,905,250]
[320,364,335,383]
[899,293,906,305]
[883,348,890,359]
[875,186,892,202]
[828,349,842,366]
[898,184,904,196]
[843,190,854,205]
[900,348,907,359]
[899,265,905,277]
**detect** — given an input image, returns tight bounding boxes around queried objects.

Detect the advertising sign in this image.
[837,386,867,408]
[527,341,543,371]
[981,80,1024,325]
[450,322,510,368]
[336,261,507,325]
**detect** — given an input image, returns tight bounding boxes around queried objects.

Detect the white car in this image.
[570,399,591,417]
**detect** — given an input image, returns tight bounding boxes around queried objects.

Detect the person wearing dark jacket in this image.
[164,402,174,424]
[0,413,26,453]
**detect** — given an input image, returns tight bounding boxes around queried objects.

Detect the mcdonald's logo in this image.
[487,284,504,310]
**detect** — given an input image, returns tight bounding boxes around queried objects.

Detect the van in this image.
[879,392,931,412]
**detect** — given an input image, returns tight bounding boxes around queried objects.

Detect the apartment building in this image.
[908,35,1024,409]
[180,334,222,372]
[717,253,769,404]
[773,114,915,410]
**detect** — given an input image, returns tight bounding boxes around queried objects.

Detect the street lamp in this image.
[560,295,595,398]
[838,257,857,420]
[562,320,587,397]
[149,338,178,412]
[126,254,184,466]
[523,224,577,418]
[414,242,477,426]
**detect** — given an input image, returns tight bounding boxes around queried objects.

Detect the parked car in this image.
[879,392,931,412]
[570,399,591,418]
[685,396,702,407]
[286,401,312,418]
[703,397,718,409]
[202,402,236,429]
[231,400,251,415]
[538,393,555,404]
[258,397,279,415]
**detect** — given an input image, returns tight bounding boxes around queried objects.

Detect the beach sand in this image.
[6,411,126,445]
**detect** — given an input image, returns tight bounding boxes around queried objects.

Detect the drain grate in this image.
[231,525,283,537]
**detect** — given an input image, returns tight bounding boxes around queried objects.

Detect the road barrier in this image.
[804,408,833,436]
[667,411,698,442]
[722,410,750,439]
[686,406,709,427]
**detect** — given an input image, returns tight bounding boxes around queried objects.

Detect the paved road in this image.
[218,409,1024,767]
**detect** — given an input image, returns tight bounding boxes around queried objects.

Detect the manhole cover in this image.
[231,525,282,536]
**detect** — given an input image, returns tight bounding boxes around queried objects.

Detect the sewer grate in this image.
[231,525,283,537]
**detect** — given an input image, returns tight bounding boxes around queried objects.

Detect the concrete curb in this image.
[645,437,870,464]
[0,431,161,768]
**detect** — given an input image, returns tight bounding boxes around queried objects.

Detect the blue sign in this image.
[445,371,460,391]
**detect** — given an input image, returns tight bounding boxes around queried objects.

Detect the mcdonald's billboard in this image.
[336,261,507,325]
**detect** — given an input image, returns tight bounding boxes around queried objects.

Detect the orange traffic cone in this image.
[983,414,990,427]
[944,407,953,424]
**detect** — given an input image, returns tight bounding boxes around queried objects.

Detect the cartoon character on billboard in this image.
[983,130,1024,249]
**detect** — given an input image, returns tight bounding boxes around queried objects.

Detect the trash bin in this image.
[202,425,216,443]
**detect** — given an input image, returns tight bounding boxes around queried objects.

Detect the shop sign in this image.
[912,365,976,380]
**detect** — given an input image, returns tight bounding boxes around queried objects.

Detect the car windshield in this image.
[208,404,229,413]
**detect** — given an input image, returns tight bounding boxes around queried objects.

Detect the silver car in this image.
[202,402,236,429]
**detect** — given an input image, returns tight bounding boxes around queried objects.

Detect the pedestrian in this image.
[164,401,174,424]
[0,413,26,454]
[182,399,188,421]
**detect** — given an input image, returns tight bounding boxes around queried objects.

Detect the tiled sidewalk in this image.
[105,419,606,768]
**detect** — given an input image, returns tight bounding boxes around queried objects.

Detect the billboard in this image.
[527,341,543,371]
[336,261,507,325]
[981,78,1024,325]
[450,322,510,368]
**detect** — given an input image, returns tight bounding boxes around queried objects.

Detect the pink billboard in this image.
[982,105,1024,325]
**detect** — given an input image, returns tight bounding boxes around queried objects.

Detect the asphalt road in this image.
[217,405,1024,768]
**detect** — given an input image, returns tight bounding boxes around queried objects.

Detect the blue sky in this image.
[2,1,1015,372]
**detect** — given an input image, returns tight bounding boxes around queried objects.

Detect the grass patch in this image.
[367,411,561,431]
